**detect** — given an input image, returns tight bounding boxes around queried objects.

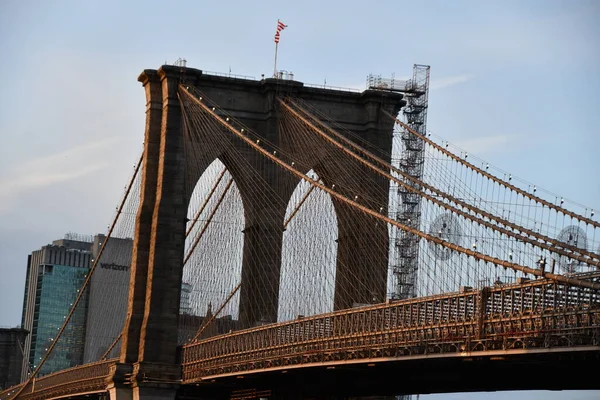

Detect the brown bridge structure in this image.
[2,65,599,400]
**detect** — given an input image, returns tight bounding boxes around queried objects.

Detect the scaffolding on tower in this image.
[367,64,431,300]
[395,65,430,299]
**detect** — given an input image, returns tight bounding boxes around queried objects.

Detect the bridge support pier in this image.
[111,65,404,400]
[108,387,177,400]
[118,66,185,373]
[107,362,179,400]
[333,203,389,309]
[238,208,286,328]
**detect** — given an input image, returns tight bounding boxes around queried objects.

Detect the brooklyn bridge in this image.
[2,64,599,400]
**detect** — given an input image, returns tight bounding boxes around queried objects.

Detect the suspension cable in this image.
[186,168,227,236]
[178,87,600,290]
[13,153,143,400]
[183,179,234,265]
[381,110,599,229]
[280,99,600,268]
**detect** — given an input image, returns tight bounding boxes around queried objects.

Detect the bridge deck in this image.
[181,275,600,380]
[2,276,599,400]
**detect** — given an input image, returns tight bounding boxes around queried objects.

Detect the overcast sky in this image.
[0,1,599,398]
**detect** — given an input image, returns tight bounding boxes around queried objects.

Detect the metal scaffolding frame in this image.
[384,65,431,300]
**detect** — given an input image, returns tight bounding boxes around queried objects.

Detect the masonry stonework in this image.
[112,65,403,399]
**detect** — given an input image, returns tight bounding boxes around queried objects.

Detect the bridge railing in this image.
[304,83,362,93]
[0,359,115,400]
[181,289,480,379]
[202,70,256,81]
[181,276,600,381]
[4,277,599,397]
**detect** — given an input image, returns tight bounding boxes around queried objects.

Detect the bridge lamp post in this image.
[537,257,546,274]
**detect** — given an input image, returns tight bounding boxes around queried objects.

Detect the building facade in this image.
[180,282,193,316]
[20,238,92,380]
[83,235,132,363]
[0,328,28,390]
[20,234,201,380]
[178,303,239,344]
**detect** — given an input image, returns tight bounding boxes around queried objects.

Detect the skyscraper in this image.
[82,236,195,362]
[0,327,28,389]
[20,236,93,380]
[83,234,132,363]
[20,233,201,380]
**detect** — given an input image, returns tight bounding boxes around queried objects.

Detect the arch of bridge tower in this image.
[279,170,338,321]
[179,124,293,329]
[179,67,404,319]
[182,149,259,225]
[114,65,404,399]
[276,105,399,310]
[182,159,244,323]
[277,163,392,310]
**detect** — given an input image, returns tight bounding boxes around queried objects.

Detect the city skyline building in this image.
[20,237,93,380]
[19,233,200,377]
[83,234,132,363]
[178,303,239,345]
[180,282,193,316]
[0,327,28,390]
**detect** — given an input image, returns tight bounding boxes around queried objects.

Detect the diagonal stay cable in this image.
[183,179,234,266]
[101,333,122,361]
[186,168,227,236]
[190,180,319,342]
[295,97,598,229]
[381,109,599,229]
[282,99,600,267]
[283,185,316,229]
[178,86,600,290]
[192,282,242,342]
[13,153,143,400]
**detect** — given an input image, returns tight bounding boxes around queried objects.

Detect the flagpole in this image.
[273,41,279,78]
[273,18,280,78]
[273,19,286,78]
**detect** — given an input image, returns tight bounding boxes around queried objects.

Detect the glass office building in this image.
[30,264,89,375]
[21,238,92,380]
[20,234,207,380]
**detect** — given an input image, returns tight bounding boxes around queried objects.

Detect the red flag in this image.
[274,20,287,43]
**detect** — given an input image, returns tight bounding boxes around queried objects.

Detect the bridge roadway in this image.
[3,274,600,399]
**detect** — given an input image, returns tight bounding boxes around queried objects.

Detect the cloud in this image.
[0,137,121,214]
[430,74,473,90]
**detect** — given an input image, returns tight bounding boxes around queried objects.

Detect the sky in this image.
[0,0,599,398]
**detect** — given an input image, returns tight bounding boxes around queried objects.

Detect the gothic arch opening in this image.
[278,171,338,322]
[180,159,244,341]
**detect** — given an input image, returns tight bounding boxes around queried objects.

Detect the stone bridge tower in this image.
[108,65,404,399]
